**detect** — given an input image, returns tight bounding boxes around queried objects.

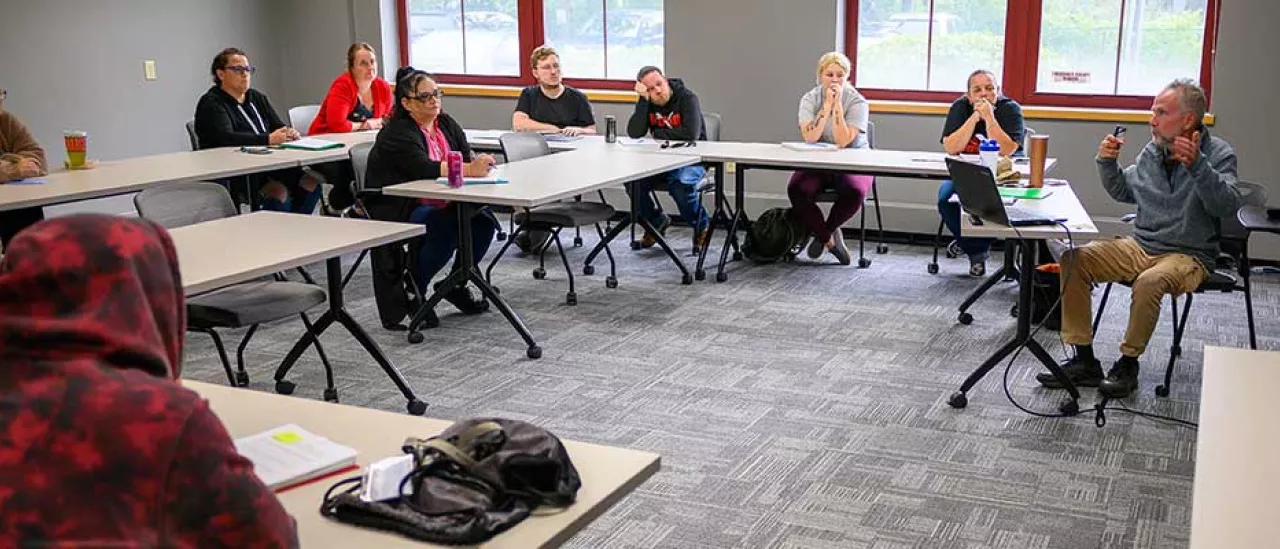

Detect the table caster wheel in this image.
[857,257,871,268]
[566,292,577,306]
[716,272,728,283]
[532,268,546,280]
[583,265,595,275]
[275,380,296,395]
[527,346,542,359]
[948,392,968,409]
[695,269,706,281]
[407,399,428,416]
[630,241,641,250]
[876,244,889,254]
[605,276,618,289]
[1059,399,1080,416]
[496,232,507,242]
[323,388,339,402]
[408,330,425,344]
[681,273,693,285]
[574,236,583,247]
[927,263,939,274]
[1155,385,1170,397]
[235,371,250,387]
[733,251,743,261]
[958,312,973,325]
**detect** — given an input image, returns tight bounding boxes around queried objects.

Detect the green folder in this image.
[280,138,344,151]
[998,187,1052,200]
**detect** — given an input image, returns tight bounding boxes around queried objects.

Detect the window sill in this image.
[870,100,1216,125]
[437,86,1215,125]
[439,84,638,104]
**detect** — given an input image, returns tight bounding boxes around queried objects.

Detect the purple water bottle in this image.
[446,151,464,188]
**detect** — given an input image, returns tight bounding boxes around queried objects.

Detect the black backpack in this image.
[742,207,806,263]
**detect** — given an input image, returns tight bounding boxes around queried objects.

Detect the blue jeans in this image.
[625,165,709,232]
[937,179,992,261]
[408,204,496,291]
[260,180,322,214]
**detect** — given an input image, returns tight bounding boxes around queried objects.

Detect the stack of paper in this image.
[234,424,358,491]
[281,138,344,151]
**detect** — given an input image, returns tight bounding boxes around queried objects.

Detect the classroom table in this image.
[465,129,606,153]
[184,380,661,549]
[1189,346,1280,549]
[946,184,1100,414]
[168,211,431,415]
[382,148,702,356]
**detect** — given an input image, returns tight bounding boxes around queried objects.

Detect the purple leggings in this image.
[787,171,874,243]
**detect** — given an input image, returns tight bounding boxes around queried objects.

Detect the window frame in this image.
[843,0,1221,111]
[397,0,651,91]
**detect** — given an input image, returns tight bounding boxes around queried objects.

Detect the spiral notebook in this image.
[234,424,358,492]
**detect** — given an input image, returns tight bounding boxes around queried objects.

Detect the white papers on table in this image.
[234,424,358,490]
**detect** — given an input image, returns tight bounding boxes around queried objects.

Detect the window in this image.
[398,0,665,89]
[845,0,1220,109]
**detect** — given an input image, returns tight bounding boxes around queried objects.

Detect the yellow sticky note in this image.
[272,431,304,444]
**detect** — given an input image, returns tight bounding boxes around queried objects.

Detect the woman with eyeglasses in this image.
[363,67,498,331]
[309,42,393,215]
[194,47,321,214]
[0,87,47,250]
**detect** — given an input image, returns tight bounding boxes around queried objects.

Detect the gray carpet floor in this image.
[180,227,1278,549]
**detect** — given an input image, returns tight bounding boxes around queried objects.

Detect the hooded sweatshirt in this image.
[194,85,287,149]
[0,215,297,548]
[626,77,706,141]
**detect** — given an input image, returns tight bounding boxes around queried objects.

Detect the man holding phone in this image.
[1038,79,1262,398]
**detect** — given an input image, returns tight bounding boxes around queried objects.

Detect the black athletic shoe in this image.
[1036,356,1103,389]
[1098,359,1140,398]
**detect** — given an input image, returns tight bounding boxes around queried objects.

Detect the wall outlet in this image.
[724,161,736,174]
[143,60,157,81]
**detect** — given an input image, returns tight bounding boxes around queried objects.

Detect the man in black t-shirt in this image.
[512,45,596,135]
[936,69,1026,276]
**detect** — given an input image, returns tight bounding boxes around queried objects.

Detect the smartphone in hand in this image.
[1113,125,1127,138]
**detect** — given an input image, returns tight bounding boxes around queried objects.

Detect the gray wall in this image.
[0,0,281,214]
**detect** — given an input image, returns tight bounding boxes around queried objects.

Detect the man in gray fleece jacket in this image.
[1037,79,1261,398]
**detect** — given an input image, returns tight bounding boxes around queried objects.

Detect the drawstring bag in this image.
[320,418,581,545]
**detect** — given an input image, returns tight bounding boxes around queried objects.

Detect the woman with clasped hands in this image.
[362,67,498,331]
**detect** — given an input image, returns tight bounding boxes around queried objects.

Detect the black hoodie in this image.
[627,77,705,141]
[193,86,287,149]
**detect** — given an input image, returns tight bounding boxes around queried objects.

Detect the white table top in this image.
[1190,346,1280,549]
[957,183,1098,240]
[0,148,301,212]
[168,211,422,295]
[183,380,660,549]
[382,148,701,208]
[635,140,1055,178]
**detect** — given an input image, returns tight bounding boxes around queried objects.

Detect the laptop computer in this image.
[946,158,1067,227]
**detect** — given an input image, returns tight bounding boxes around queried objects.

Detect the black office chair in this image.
[134,182,338,401]
[485,132,617,305]
[812,120,885,268]
[337,141,426,301]
[1091,181,1265,397]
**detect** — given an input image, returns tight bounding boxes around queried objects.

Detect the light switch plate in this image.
[143,60,157,81]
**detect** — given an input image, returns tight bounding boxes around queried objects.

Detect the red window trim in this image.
[396,0,644,91]
[843,0,1220,111]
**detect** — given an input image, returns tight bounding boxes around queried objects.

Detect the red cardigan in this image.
[310,71,393,135]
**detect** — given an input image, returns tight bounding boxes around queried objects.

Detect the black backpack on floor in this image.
[742,208,806,264]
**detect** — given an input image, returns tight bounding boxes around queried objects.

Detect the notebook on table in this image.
[781,142,838,152]
[234,424,358,492]
[543,134,583,142]
[947,158,1067,227]
[280,138,344,151]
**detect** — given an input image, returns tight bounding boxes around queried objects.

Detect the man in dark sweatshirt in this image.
[626,66,709,249]
[1038,78,1264,398]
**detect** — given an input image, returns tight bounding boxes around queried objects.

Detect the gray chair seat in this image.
[514,201,616,227]
[188,280,327,328]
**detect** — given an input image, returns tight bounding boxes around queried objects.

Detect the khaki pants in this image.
[1060,237,1208,357]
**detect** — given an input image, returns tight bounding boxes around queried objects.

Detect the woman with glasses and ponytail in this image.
[363,67,498,331]
[194,47,321,214]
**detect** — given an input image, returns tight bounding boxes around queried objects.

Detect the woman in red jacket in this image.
[0,214,297,548]
[311,42,393,213]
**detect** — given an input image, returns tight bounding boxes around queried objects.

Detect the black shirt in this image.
[940,96,1025,155]
[514,86,595,129]
[193,86,287,148]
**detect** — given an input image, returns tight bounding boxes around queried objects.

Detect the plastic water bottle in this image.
[978,139,1000,174]
[446,151,464,188]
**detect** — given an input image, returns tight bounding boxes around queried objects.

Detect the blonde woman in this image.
[788,52,872,265]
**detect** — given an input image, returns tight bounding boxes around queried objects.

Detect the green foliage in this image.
[858,32,1003,90]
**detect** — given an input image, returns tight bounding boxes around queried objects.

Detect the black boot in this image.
[437,283,488,315]
[1098,358,1140,398]
[1036,355,1103,389]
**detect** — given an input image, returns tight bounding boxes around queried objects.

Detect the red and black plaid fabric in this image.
[0,214,297,548]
